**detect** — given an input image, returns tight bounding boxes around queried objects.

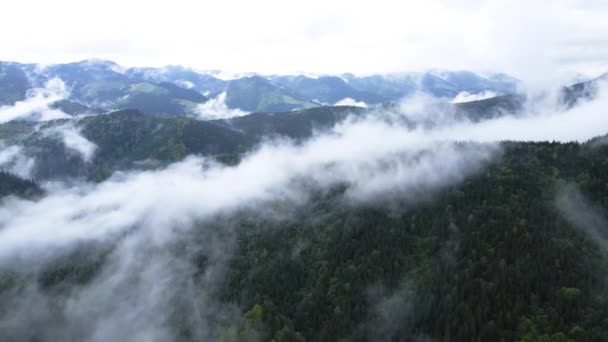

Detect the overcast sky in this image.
[2,0,607,80]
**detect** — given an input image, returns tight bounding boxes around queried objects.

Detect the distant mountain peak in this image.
[76,59,125,74]
[1,59,527,116]
[79,58,117,64]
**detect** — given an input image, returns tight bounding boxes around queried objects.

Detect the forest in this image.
[1,138,607,342]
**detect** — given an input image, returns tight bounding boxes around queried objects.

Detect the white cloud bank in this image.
[335,98,368,107]
[0,78,70,123]
[196,92,248,120]
[175,80,195,89]
[451,91,498,103]
[61,127,97,162]
[43,124,98,163]
[3,80,608,255]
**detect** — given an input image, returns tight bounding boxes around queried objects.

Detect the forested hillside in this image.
[0,100,536,182]
[1,138,607,341]
[215,140,608,341]
[0,107,364,181]
[0,171,41,198]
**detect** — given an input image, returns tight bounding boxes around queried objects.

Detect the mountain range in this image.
[1,59,525,117]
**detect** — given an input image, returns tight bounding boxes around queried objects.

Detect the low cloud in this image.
[43,124,98,163]
[555,182,608,252]
[175,80,195,89]
[396,80,608,142]
[335,97,368,107]
[0,120,497,257]
[396,91,456,125]
[359,283,418,341]
[195,92,248,120]
[0,145,35,178]
[451,91,498,103]
[0,78,70,123]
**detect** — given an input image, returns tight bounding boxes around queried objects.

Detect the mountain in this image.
[434,70,519,95]
[49,100,103,116]
[342,73,418,101]
[270,75,387,104]
[343,71,519,100]
[454,94,525,121]
[43,59,132,106]
[114,82,208,116]
[125,65,227,95]
[0,89,581,183]
[216,105,366,140]
[2,59,604,127]
[0,109,254,181]
[220,140,608,341]
[561,72,608,108]
[0,106,370,181]
[376,93,526,124]
[0,60,528,117]
[1,75,600,184]
[2,61,608,342]
[2,138,607,341]
[224,75,317,112]
[0,171,41,198]
[0,61,31,106]
[33,60,210,116]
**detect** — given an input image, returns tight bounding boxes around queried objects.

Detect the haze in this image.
[2,0,608,81]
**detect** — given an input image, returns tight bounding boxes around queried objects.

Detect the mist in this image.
[43,123,98,162]
[334,98,369,108]
[0,78,70,123]
[195,92,248,120]
[0,145,35,178]
[451,91,498,103]
[556,182,608,253]
[1,75,608,340]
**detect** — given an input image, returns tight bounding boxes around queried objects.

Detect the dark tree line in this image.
[0,170,41,198]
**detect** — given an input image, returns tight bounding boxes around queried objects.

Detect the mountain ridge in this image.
[1,59,527,116]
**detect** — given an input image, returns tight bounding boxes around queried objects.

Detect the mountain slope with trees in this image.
[1,139,607,341]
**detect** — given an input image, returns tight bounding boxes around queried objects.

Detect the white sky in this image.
[2,0,607,80]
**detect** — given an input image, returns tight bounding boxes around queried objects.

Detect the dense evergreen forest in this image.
[213,140,608,342]
[1,138,607,342]
[0,171,41,198]
[0,101,521,183]
[0,107,362,181]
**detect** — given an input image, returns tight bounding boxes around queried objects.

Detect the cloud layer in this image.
[3,80,608,255]
[1,1,607,80]
[195,92,248,120]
